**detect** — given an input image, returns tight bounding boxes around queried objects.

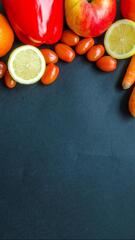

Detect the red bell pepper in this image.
[2,0,64,46]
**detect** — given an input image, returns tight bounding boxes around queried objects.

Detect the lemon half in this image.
[104,19,135,59]
[8,45,46,84]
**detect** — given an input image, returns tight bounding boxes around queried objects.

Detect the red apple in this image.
[121,0,135,21]
[65,0,117,37]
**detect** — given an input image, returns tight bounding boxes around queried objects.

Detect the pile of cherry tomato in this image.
[0,62,16,88]
[41,29,117,85]
[0,29,118,88]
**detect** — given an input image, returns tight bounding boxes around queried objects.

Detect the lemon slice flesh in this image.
[104,19,135,59]
[8,45,46,84]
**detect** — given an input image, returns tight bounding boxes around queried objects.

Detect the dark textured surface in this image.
[0,1,135,239]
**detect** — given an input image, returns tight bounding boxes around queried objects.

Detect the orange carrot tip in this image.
[129,87,135,118]
[122,55,135,90]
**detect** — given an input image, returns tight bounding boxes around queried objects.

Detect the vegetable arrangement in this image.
[0,0,135,117]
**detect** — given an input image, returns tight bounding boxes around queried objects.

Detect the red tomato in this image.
[41,49,58,64]
[61,30,80,46]
[75,38,95,55]
[55,43,75,62]
[0,61,7,79]
[5,71,17,88]
[96,56,117,72]
[87,44,105,62]
[41,63,59,85]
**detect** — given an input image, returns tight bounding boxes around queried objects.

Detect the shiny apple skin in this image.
[65,0,117,37]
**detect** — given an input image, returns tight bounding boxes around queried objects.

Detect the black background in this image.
[1,1,135,239]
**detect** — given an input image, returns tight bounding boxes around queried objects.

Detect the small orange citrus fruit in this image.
[0,14,14,57]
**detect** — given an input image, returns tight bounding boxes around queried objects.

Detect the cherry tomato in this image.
[0,61,7,79]
[61,30,80,46]
[41,49,58,64]
[41,63,59,85]
[75,37,94,55]
[87,44,105,62]
[4,71,17,89]
[55,43,75,63]
[96,56,117,72]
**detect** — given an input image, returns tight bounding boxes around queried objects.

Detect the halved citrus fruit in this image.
[8,45,46,85]
[104,19,135,59]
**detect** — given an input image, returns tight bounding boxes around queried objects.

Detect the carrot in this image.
[129,87,135,117]
[122,55,135,89]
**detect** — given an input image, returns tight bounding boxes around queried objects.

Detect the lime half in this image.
[8,45,46,84]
